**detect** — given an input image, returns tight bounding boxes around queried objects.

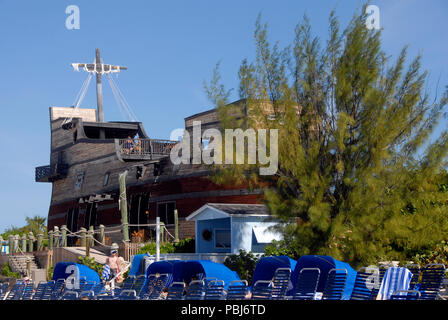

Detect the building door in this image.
[66,207,79,246]
[129,194,150,235]
[157,201,176,225]
[84,203,97,229]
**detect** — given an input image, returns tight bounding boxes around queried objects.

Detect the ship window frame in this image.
[103,172,110,186]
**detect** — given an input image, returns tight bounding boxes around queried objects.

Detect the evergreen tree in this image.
[204,7,448,267]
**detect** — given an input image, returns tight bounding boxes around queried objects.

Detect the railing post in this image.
[61,225,67,247]
[174,209,179,243]
[37,234,43,251]
[8,235,13,254]
[156,217,160,262]
[21,234,27,252]
[119,171,130,243]
[0,236,3,253]
[99,224,105,245]
[80,228,87,247]
[86,228,92,258]
[13,235,20,253]
[28,232,35,252]
[89,226,94,247]
[54,226,60,248]
[48,231,54,250]
[160,222,165,243]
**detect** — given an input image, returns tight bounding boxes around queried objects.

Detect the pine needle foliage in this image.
[204,6,448,267]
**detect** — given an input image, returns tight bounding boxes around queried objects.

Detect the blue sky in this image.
[0,0,447,232]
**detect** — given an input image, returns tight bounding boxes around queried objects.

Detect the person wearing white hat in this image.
[106,249,121,289]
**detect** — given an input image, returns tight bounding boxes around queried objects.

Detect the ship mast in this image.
[71,48,128,130]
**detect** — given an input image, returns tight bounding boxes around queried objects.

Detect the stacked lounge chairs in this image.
[0,262,445,300]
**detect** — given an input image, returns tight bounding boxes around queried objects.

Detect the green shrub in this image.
[78,256,103,276]
[0,263,20,279]
[173,238,195,253]
[224,250,260,284]
[137,242,175,255]
[412,240,448,267]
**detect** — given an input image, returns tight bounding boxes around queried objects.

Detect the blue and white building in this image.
[186,203,282,254]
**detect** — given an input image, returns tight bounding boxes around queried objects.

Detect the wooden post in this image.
[54,226,60,248]
[174,209,179,243]
[8,235,14,253]
[14,235,20,253]
[21,234,27,252]
[156,217,160,261]
[37,234,43,251]
[28,232,34,252]
[99,224,105,245]
[0,236,2,253]
[86,230,91,258]
[119,171,130,243]
[26,259,31,278]
[160,222,165,243]
[80,228,86,247]
[61,225,67,247]
[89,226,94,247]
[48,231,54,250]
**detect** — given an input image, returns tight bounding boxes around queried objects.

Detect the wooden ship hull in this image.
[36,104,263,244]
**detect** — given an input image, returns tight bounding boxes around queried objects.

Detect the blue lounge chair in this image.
[404,264,420,290]
[292,268,320,300]
[251,280,272,300]
[51,278,66,300]
[32,281,48,300]
[122,275,136,291]
[97,294,117,300]
[166,282,185,300]
[5,281,25,300]
[91,282,106,296]
[132,275,147,296]
[418,263,446,300]
[0,282,9,300]
[60,290,79,300]
[370,266,388,299]
[143,273,171,300]
[377,267,414,300]
[204,280,226,300]
[350,267,378,300]
[226,280,249,300]
[80,290,96,300]
[271,268,292,300]
[390,290,421,300]
[185,280,205,300]
[322,269,348,300]
[21,281,35,300]
[118,289,139,300]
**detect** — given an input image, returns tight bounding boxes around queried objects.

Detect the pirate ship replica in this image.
[35,49,262,245]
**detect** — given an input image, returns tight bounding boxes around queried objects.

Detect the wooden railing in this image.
[117,138,177,158]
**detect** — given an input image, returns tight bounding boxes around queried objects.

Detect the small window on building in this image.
[214,229,231,249]
[157,201,176,225]
[103,172,110,186]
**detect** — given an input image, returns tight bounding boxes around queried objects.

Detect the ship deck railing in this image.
[117,138,178,160]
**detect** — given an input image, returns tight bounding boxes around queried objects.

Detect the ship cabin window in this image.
[157,201,176,225]
[103,172,110,186]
